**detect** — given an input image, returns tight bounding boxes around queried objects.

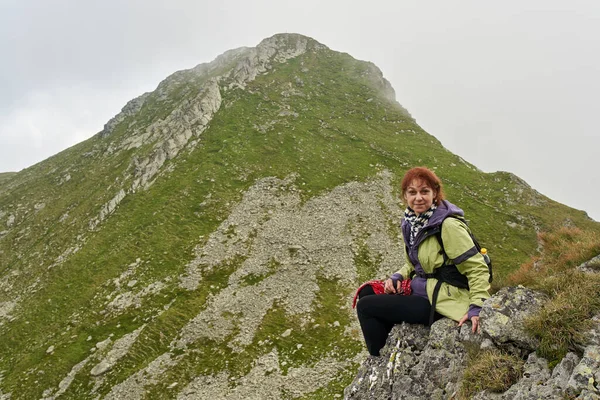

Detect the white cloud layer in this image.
[0,0,599,220]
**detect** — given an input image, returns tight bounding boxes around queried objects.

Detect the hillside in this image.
[0,172,16,186]
[0,33,598,399]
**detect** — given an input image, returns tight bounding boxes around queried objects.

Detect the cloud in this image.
[0,85,132,171]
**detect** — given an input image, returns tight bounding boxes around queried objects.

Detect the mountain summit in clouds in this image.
[0,33,598,399]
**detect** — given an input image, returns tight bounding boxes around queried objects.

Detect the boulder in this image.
[480,285,547,353]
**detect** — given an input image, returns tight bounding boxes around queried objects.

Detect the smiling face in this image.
[404,179,437,215]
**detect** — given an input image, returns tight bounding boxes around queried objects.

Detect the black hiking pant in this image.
[356,286,440,356]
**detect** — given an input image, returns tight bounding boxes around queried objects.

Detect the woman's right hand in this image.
[384,278,398,294]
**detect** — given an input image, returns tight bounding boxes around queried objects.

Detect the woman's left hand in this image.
[458,314,479,333]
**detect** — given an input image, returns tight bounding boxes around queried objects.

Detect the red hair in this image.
[401,167,445,205]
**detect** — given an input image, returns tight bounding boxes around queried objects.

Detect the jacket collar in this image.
[402,200,464,246]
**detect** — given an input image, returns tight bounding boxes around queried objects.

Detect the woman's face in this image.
[404,179,437,215]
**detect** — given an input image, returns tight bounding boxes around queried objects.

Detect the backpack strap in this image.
[429,280,443,326]
[435,230,449,264]
[429,219,469,325]
[439,216,493,283]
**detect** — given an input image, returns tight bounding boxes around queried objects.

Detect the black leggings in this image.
[356,286,440,356]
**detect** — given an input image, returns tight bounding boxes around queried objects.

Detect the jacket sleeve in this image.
[395,245,415,279]
[441,218,490,309]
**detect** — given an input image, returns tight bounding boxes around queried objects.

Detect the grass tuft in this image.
[459,348,523,399]
[523,272,600,362]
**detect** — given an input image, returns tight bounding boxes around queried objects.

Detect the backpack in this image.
[434,215,493,284]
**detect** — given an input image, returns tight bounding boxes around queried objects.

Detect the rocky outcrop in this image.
[90,325,146,376]
[578,254,600,274]
[480,285,547,354]
[226,33,325,89]
[100,93,150,138]
[345,286,600,399]
[129,77,223,191]
[88,33,324,237]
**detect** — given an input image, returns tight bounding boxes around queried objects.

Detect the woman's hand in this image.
[384,278,398,294]
[458,314,479,333]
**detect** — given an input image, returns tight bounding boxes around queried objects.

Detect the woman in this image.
[356,167,490,356]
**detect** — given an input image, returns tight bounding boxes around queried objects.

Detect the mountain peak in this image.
[257,32,327,51]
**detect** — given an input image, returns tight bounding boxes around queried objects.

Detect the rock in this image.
[480,285,547,352]
[577,315,600,351]
[550,353,581,390]
[281,329,292,338]
[567,346,600,397]
[578,254,600,274]
[100,93,150,138]
[90,360,111,376]
[344,322,432,399]
[577,389,600,399]
[46,345,55,354]
[493,352,551,399]
[95,338,112,351]
[90,325,145,377]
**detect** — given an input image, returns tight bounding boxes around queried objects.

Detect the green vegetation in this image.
[506,227,600,363]
[0,172,17,186]
[240,258,281,286]
[459,348,524,399]
[354,238,384,284]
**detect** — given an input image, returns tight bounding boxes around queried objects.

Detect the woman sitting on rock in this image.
[355,167,491,356]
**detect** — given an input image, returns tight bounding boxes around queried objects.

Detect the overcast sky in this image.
[1,0,599,221]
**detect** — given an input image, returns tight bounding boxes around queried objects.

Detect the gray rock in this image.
[344,323,429,400]
[577,315,600,351]
[495,352,553,399]
[281,329,292,338]
[567,346,600,397]
[480,285,547,352]
[344,320,470,400]
[550,352,581,390]
[577,389,600,399]
[90,325,144,376]
[100,92,150,138]
[577,254,600,274]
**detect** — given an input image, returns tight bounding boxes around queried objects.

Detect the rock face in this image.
[578,254,600,274]
[480,285,547,353]
[344,286,600,400]
[100,93,150,138]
